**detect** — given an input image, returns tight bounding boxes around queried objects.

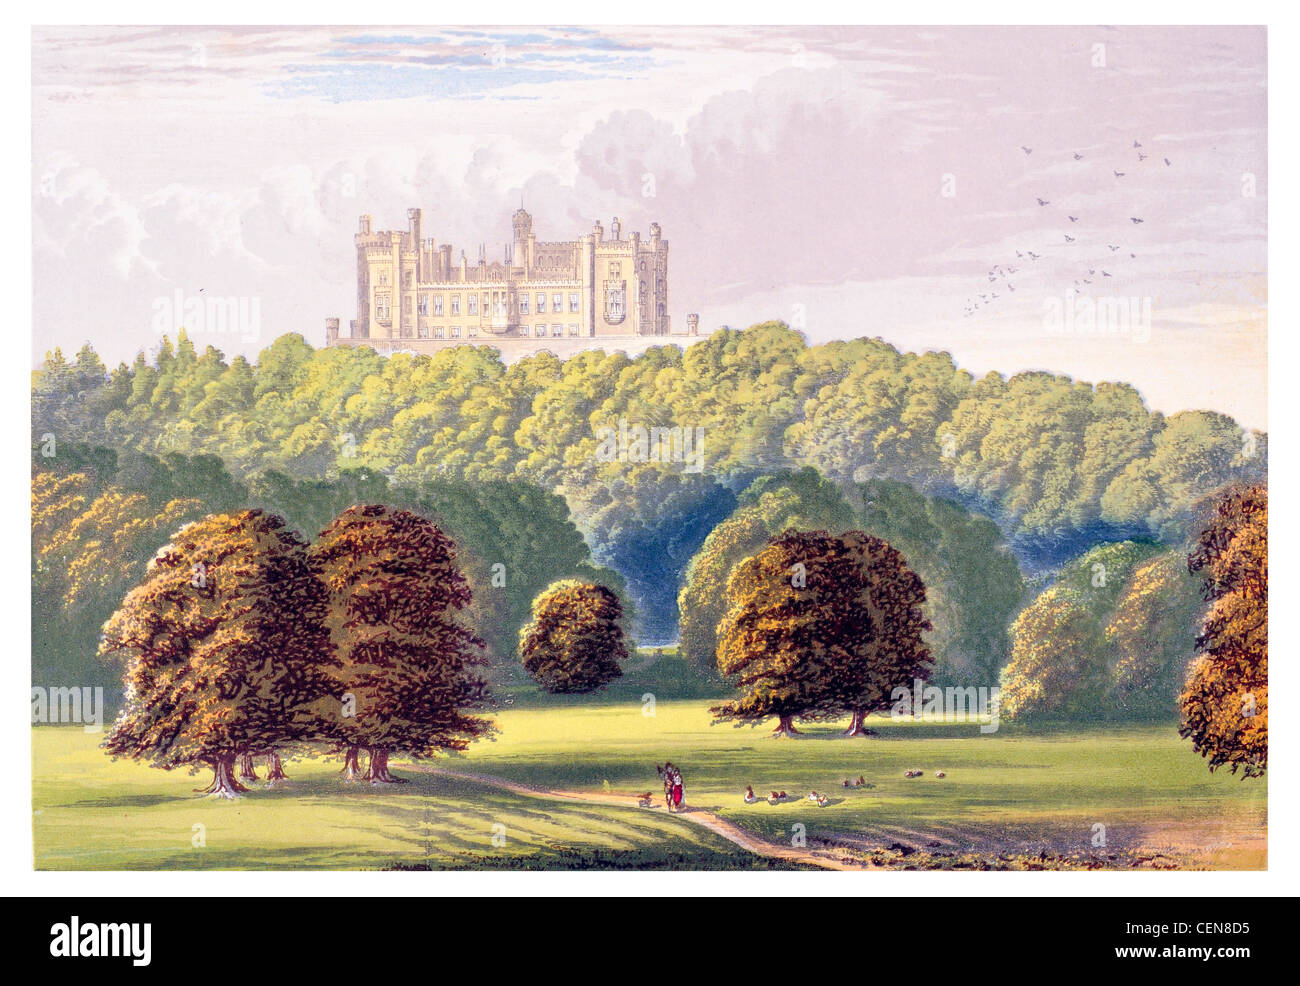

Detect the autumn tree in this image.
[310,505,493,783]
[1180,485,1267,777]
[519,580,629,694]
[711,529,930,737]
[827,533,932,736]
[101,510,336,798]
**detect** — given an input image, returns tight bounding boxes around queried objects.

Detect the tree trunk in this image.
[265,752,289,783]
[843,708,872,736]
[366,748,407,784]
[196,756,248,799]
[771,715,802,738]
[238,752,259,781]
[341,746,362,782]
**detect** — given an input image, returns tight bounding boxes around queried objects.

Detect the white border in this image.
[4,2,1291,898]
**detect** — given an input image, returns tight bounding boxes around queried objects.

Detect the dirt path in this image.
[417,765,860,871]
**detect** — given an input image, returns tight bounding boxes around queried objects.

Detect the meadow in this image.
[32,654,1267,871]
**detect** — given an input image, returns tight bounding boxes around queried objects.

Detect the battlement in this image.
[331,204,681,355]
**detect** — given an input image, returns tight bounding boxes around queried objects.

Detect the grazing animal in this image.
[637,791,655,807]
[904,769,923,778]
[807,791,820,802]
[744,785,757,804]
[817,794,829,807]
[934,771,947,779]
[843,778,852,788]
[857,775,867,787]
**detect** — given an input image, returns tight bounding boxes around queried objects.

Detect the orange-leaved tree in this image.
[519,580,628,694]
[1180,485,1267,777]
[711,529,930,737]
[310,505,494,783]
[101,510,336,798]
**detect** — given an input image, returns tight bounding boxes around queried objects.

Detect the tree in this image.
[999,587,1105,721]
[827,533,932,736]
[101,510,335,798]
[856,478,1023,684]
[678,468,855,677]
[309,505,493,783]
[519,580,629,694]
[999,540,1165,721]
[1179,485,1267,777]
[1105,552,1202,717]
[710,529,930,737]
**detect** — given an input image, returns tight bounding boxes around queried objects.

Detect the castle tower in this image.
[687,313,700,336]
[512,207,533,270]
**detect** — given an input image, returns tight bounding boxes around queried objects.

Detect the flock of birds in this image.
[964,139,1171,317]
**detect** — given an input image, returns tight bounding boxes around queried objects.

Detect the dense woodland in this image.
[32,323,1267,753]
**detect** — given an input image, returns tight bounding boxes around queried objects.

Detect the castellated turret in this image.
[327,204,681,357]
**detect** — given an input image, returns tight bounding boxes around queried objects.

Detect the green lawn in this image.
[32,657,1268,870]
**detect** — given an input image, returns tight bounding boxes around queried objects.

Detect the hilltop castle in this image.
[326,206,699,358]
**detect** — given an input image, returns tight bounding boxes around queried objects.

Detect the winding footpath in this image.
[417,765,860,871]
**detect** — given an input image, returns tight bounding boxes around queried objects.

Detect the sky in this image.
[31,25,1267,428]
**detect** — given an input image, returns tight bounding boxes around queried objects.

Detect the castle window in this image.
[569,292,580,313]
[375,292,391,321]
[451,326,461,338]
[468,295,479,316]
[536,292,546,311]
[551,294,562,313]
[451,295,461,315]
[568,324,579,336]
[552,324,563,337]
[418,294,429,316]
[609,262,620,277]
[468,326,478,338]
[433,295,444,316]
[417,324,428,339]
[404,271,413,288]
[378,270,390,286]
[519,295,529,315]
[434,326,445,339]
[521,325,530,336]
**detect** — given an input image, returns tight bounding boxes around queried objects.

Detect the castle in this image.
[326,206,699,358]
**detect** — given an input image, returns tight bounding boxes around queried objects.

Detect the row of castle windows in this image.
[377,291,582,319]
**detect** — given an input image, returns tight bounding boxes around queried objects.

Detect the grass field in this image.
[32,664,1267,870]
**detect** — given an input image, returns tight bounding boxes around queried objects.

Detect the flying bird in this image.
[1073,152,1084,160]
[1138,152,1147,161]
[1114,170,1126,178]
[1069,216,1079,222]
[1133,140,1142,148]
[1028,251,1040,260]
[1130,217,1144,224]
[1102,271,1112,277]
[1164,157,1172,166]
[1036,197,1051,206]
[1022,146,1033,155]
[1108,244,1120,251]
[1064,234,1075,242]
